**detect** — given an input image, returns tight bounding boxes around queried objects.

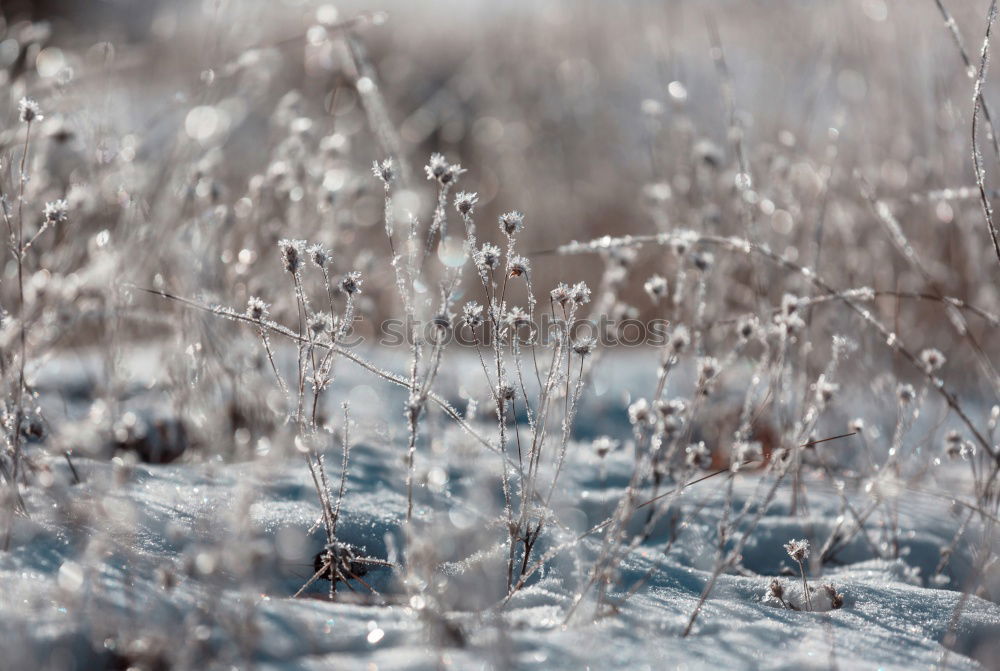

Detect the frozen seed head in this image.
[781,293,800,316]
[461,302,484,328]
[18,97,42,123]
[849,418,865,434]
[474,242,501,272]
[424,152,465,185]
[768,578,785,601]
[309,313,332,338]
[685,441,712,469]
[820,583,844,609]
[508,255,530,278]
[497,383,516,402]
[644,275,668,303]
[896,383,916,404]
[670,325,691,355]
[572,336,596,356]
[656,398,687,417]
[628,398,651,426]
[339,271,362,295]
[919,348,946,373]
[371,158,395,186]
[784,538,810,563]
[278,239,306,274]
[308,243,331,268]
[551,283,571,306]
[697,356,720,382]
[246,296,269,321]
[499,210,525,236]
[454,191,479,216]
[43,199,69,225]
[692,251,714,272]
[592,436,619,459]
[814,374,839,405]
[570,281,591,305]
[670,231,696,257]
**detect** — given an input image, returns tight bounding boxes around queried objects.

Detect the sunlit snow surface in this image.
[2,351,999,669]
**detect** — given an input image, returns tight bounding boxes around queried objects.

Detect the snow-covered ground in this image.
[2,350,998,670]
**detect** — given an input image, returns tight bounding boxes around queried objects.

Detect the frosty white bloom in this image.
[692,251,713,272]
[246,296,269,321]
[669,325,690,355]
[18,97,42,123]
[784,539,809,563]
[628,398,651,426]
[508,255,530,277]
[371,158,395,185]
[570,281,591,305]
[474,242,501,272]
[644,275,668,303]
[43,199,68,225]
[454,191,479,216]
[499,211,524,236]
[308,243,331,268]
[278,239,306,273]
[814,374,839,405]
[461,302,484,328]
[735,314,760,342]
[424,152,465,185]
[572,336,596,356]
[697,356,720,383]
[896,383,916,404]
[551,283,571,306]
[685,441,712,469]
[339,271,362,295]
[309,312,333,338]
[919,348,945,373]
[592,436,619,458]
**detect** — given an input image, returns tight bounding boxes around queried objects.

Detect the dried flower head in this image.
[371,158,395,186]
[278,239,306,274]
[570,281,591,305]
[572,337,596,356]
[592,436,620,459]
[308,244,331,268]
[697,356,720,384]
[814,374,839,405]
[508,255,530,277]
[499,211,525,236]
[820,583,844,609]
[919,348,946,373]
[424,152,465,185]
[309,313,333,338]
[768,578,785,601]
[18,97,42,123]
[896,383,916,404]
[462,302,484,328]
[551,283,571,306]
[784,539,810,563]
[339,271,362,295]
[246,296,269,321]
[43,199,69,225]
[669,325,691,355]
[685,441,712,469]
[736,314,760,342]
[644,275,668,303]
[628,398,652,426]
[692,251,714,272]
[454,191,479,216]
[474,243,501,272]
